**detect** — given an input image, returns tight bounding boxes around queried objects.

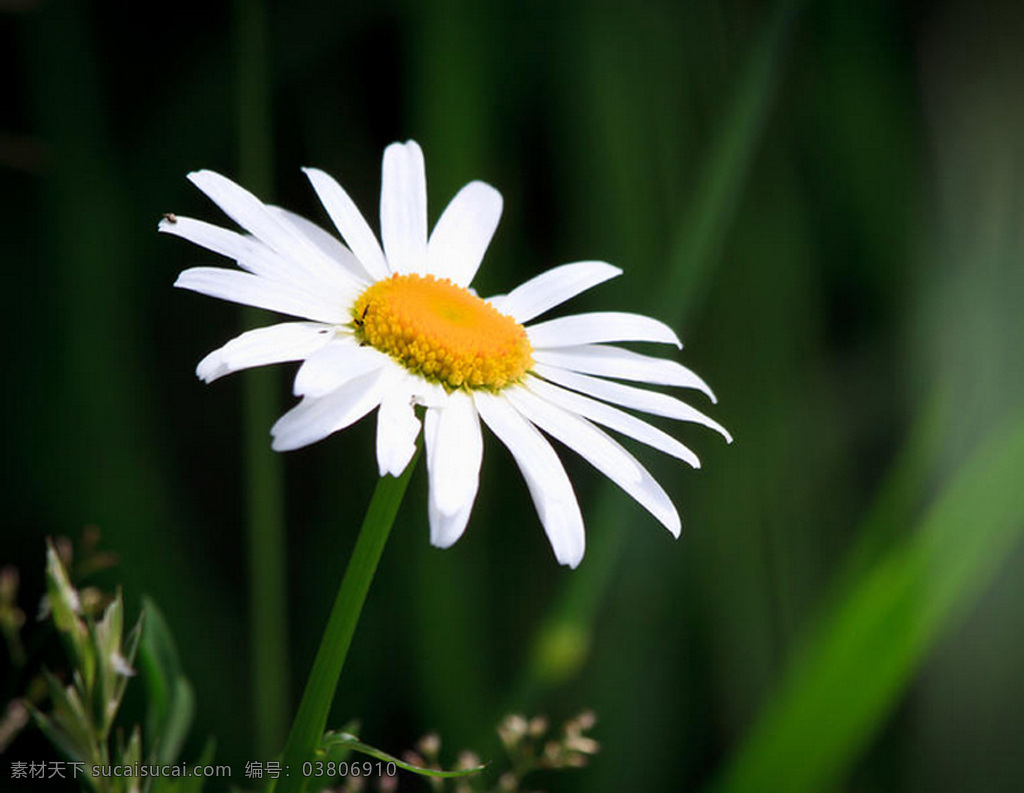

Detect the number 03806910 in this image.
[301,760,397,778]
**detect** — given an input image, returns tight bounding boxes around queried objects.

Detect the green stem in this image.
[275,452,420,793]
[233,0,289,758]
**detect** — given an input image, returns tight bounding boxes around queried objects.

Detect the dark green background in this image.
[4,0,1024,791]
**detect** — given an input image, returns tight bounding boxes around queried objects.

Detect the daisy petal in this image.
[525,376,701,468]
[271,369,388,451]
[424,393,483,517]
[161,217,358,304]
[505,387,639,484]
[196,322,336,383]
[490,261,622,323]
[265,205,373,284]
[533,364,732,442]
[527,311,682,349]
[188,170,362,292]
[428,488,475,550]
[303,167,390,280]
[473,392,585,568]
[293,340,390,398]
[533,344,717,402]
[427,181,503,286]
[376,383,421,477]
[380,141,428,275]
[507,387,681,536]
[175,267,350,324]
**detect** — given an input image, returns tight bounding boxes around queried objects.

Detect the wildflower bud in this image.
[0,567,18,602]
[401,750,425,768]
[455,750,480,771]
[564,734,600,755]
[78,587,106,616]
[54,536,73,569]
[376,773,398,793]
[575,710,597,731]
[497,772,518,792]
[527,716,548,738]
[0,700,29,754]
[417,731,441,759]
[498,713,528,748]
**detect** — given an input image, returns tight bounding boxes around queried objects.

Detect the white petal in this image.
[506,387,680,536]
[533,344,717,402]
[473,392,585,568]
[426,181,503,285]
[175,267,350,324]
[525,375,701,468]
[271,369,388,451]
[505,388,639,484]
[428,487,475,550]
[424,393,483,517]
[293,340,391,398]
[196,322,336,383]
[265,205,373,284]
[490,261,622,323]
[533,364,732,442]
[527,311,682,349]
[380,141,428,274]
[161,217,358,305]
[187,170,362,292]
[376,384,421,477]
[302,167,390,280]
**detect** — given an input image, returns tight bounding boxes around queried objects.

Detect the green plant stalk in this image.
[274,452,420,793]
[233,0,290,758]
[511,0,801,708]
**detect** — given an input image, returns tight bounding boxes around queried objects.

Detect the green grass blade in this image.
[232,0,290,759]
[663,0,802,324]
[138,597,195,767]
[320,732,486,779]
[513,0,801,706]
[708,403,1024,793]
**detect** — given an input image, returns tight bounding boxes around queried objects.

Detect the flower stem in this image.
[275,452,420,793]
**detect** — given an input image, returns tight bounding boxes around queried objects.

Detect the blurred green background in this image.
[4,0,1024,790]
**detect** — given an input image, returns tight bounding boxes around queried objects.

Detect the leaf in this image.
[708,404,1024,793]
[40,669,92,756]
[138,596,195,767]
[27,703,85,767]
[44,541,90,681]
[319,731,486,780]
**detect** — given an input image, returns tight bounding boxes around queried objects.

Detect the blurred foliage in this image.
[4,535,208,793]
[4,0,1024,792]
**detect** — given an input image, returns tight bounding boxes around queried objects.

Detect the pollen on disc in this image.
[353,274,534,391]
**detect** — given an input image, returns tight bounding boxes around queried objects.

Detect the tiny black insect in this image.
[353,305,369,328]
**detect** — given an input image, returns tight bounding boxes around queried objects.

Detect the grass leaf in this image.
[709,403,1024,793]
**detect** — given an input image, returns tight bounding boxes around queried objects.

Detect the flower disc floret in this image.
[353,273,533,391]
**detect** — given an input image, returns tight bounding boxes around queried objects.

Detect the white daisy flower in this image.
[163,140,730,568]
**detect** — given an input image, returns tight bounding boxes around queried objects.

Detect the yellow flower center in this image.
[353,273,533,391]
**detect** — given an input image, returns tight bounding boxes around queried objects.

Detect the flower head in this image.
[163,141,730,568]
